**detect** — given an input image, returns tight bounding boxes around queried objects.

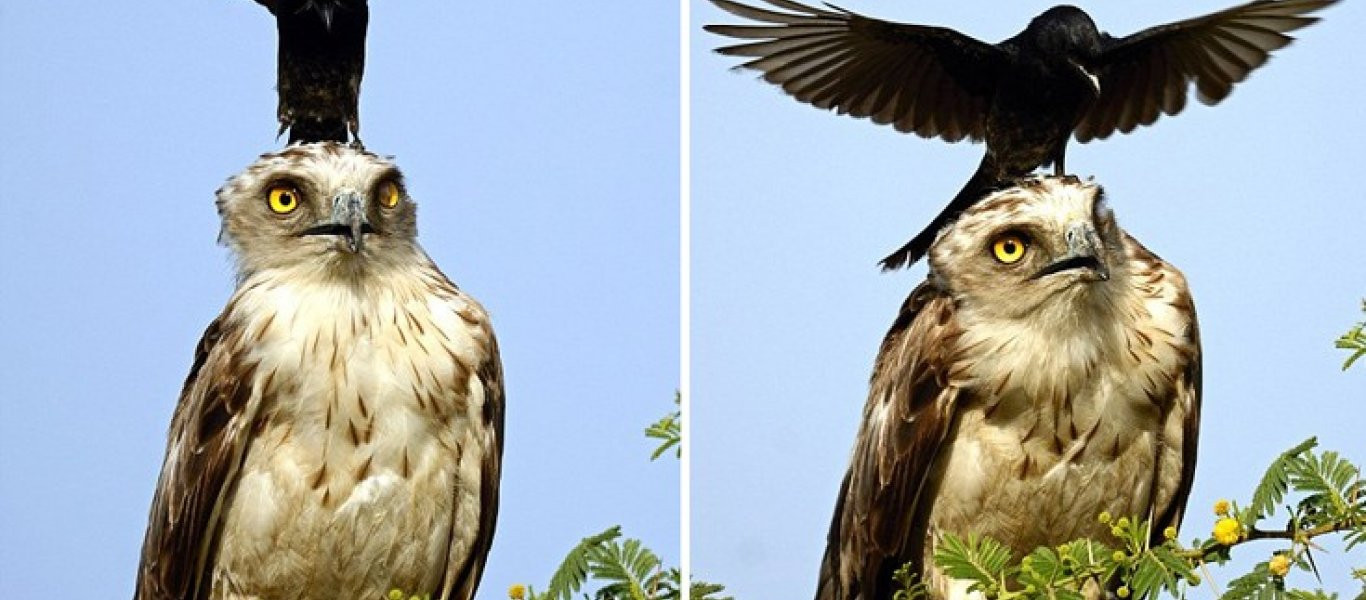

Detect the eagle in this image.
[817,177,1201,600]
[134,142,502,600]
[704,0,1336,269]
[253,0,369,145]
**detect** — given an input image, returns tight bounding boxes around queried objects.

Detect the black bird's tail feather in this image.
[878,156,1004,271]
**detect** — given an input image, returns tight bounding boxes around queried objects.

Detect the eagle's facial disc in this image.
[215,143,421,279]
[927,177,1125,321]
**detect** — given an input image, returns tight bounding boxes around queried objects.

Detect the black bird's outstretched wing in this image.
[254,0,368,145]
[705,0,1008,143]
[1077,0,1335,142]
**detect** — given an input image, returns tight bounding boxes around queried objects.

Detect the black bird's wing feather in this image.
[1077,0,1335,142]
[706,0,1008,142]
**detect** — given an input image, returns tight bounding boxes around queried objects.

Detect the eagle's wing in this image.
[438,306,505,600]
[135,313,266,600]
[705,0,1007,142]
[816,280,968,600]
[1142,254,1203,549]
[1076,0,1334,142]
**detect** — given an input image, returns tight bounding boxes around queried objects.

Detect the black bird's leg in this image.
[1053,144,1067,176]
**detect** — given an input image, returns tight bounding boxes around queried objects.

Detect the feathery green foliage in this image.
[645,393,681,461]
[525,526,624,600]
[517,393,729,600]
[1250,438,1320,521]
[1335,300,1366,370]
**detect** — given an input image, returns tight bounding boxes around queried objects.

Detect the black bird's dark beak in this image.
[301,190,374,253]
[297,0,338,32]
[1071,60,1101,97]
[1032,221,1109,281]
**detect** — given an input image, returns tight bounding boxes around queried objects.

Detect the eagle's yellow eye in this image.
[267,184,300,214]
[378,181,400,208]
[992,233,1028,264]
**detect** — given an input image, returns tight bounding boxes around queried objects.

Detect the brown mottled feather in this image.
[135,308,264,600]
[441,333,505,600]
[816,281,966,600]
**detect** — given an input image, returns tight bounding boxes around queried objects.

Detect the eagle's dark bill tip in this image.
[1033,255,1105,280]
[301,222,377,253]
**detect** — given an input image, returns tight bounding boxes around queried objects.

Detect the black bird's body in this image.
[706,0,1335,269]
[254,0,368,145]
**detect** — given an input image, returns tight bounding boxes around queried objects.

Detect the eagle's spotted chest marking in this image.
[210,275,489,598]
[928,259,1186,553]
[207,273,491,600]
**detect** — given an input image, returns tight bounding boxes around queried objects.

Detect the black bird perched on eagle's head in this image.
[253,0,368,145]
[706,0,1336,270]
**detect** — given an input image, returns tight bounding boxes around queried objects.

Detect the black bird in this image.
[253,0,368,145]
[706,0,1336,270]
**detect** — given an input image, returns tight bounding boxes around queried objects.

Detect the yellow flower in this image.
[508,583,527,600]
[1214,499,1231,516]
[1213,517,1242,545]
[1163,526,1178,540]
[1111,550,1127,563]
[1098,511,1112,524]
[1117,586,1131,598]
[1269,554,1291,577]
[388,590,404,600]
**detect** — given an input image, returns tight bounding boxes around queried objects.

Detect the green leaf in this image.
[1128,546,1195,600]
[646,393,682,461]
[891,563,928,600]
[1251,439,1319,522]
[932,533,1013,595]
[687,575,733,600]
[1335,301,1366,371]
[1017,546,1066,587]
[535,526,623,600]
[1286,450,1363,525]
[587,537,661,600]
[1221,562,1284,600]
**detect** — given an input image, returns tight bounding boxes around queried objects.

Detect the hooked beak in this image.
[1072,60,1101,96]
[301,190,375,253]
[1032,221,1109,281]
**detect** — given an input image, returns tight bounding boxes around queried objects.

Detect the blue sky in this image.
[0,1,677,597]
[692,0,1363,598]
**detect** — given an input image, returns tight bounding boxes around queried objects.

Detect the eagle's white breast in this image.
[924,241,1197,599]
[209,263,495,600]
